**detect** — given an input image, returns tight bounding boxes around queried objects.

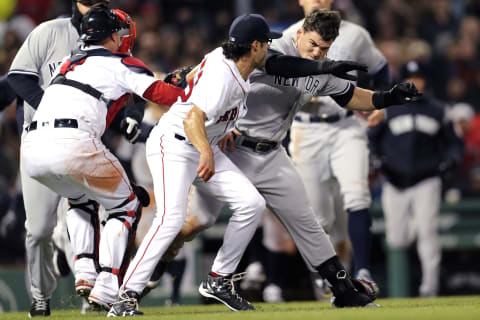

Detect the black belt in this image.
[241,137,278,153]
[295,110,353,123]
[26,119,78,132]
[175,133,277,153]
[174,133,186,141]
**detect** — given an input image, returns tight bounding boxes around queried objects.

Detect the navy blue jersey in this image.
[368,96,463,188]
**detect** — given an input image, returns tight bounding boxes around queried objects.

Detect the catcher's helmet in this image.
[113,9,136,55]
[80,6,127,43]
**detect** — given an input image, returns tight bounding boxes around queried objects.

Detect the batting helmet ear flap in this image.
[112,9,137,55]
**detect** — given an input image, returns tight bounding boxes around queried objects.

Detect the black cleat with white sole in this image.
[107,291,144,317]
[28,299,50,317]
[199,273,254,311]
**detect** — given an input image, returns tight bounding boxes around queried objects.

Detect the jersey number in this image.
[181,59,207,102]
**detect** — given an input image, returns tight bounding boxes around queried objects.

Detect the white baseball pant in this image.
[20,129,97,300]
[289,116,371,235]
[381,177,441,295]
[120,128,265,294]
[22,126,140,304]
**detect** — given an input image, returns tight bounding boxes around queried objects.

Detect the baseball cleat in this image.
[330,289,379,308]
[107,291,143,317]
[199,272,254,311]
[87,294,111,312]
[75,279,95,300]
[331,295,380,308]
[28,298,50,318]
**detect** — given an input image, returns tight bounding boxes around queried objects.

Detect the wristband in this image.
[372,91,387,109]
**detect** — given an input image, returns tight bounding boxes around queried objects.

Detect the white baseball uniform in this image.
[120,47,266,294]
[288,20,387,238]
[21,44,178,305]
[188,33,358,272]
[8,17,97,301]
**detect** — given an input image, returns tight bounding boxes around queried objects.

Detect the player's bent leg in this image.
[259,147,336,271]
[89,196,142,310]
[111,145,198,316]
[196,154,265,311]
[141,191,222,299]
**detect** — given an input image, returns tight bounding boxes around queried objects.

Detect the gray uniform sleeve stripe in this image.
[8,69,40,77]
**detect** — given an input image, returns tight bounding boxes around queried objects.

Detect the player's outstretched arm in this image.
[345,82,421,112]
[265,50,367,80]
[184,105,215,182]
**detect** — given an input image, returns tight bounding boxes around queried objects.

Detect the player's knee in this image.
[25,228,52,244]
[246,192,266,216]
[26,222,55,242]
[417,224,438,241]
[386,233,409,249]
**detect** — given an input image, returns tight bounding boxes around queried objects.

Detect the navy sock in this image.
[347,208,372,274]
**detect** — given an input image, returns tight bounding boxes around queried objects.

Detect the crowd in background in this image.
[0,0,479,290]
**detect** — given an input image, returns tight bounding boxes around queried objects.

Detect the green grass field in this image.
[2,296,479,320]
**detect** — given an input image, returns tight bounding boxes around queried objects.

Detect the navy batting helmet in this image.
[80,6,127,43]
[399,60,427,81]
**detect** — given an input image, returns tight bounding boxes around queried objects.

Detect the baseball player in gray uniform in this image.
[8,1,111,317]
[183,9,419,310]
[288,0,390,282]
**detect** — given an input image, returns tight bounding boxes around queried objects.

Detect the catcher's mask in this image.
[80,6,135,52]
[113,9,136,55]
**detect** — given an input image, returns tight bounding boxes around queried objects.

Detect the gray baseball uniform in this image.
[288,20,387,239]
[8,17,93,300]
[190,34,355,272]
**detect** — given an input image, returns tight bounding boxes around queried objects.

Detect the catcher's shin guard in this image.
[67,199,102,274]
[104,199,143,286]
[316,256,373,307]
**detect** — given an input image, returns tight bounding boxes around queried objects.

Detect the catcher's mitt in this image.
[351,278,379,301]
[163,65,194,89]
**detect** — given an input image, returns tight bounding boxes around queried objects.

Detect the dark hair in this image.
[221,41,252,61]
[302,9,341,42]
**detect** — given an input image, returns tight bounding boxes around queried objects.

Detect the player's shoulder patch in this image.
[121,57,154,76]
